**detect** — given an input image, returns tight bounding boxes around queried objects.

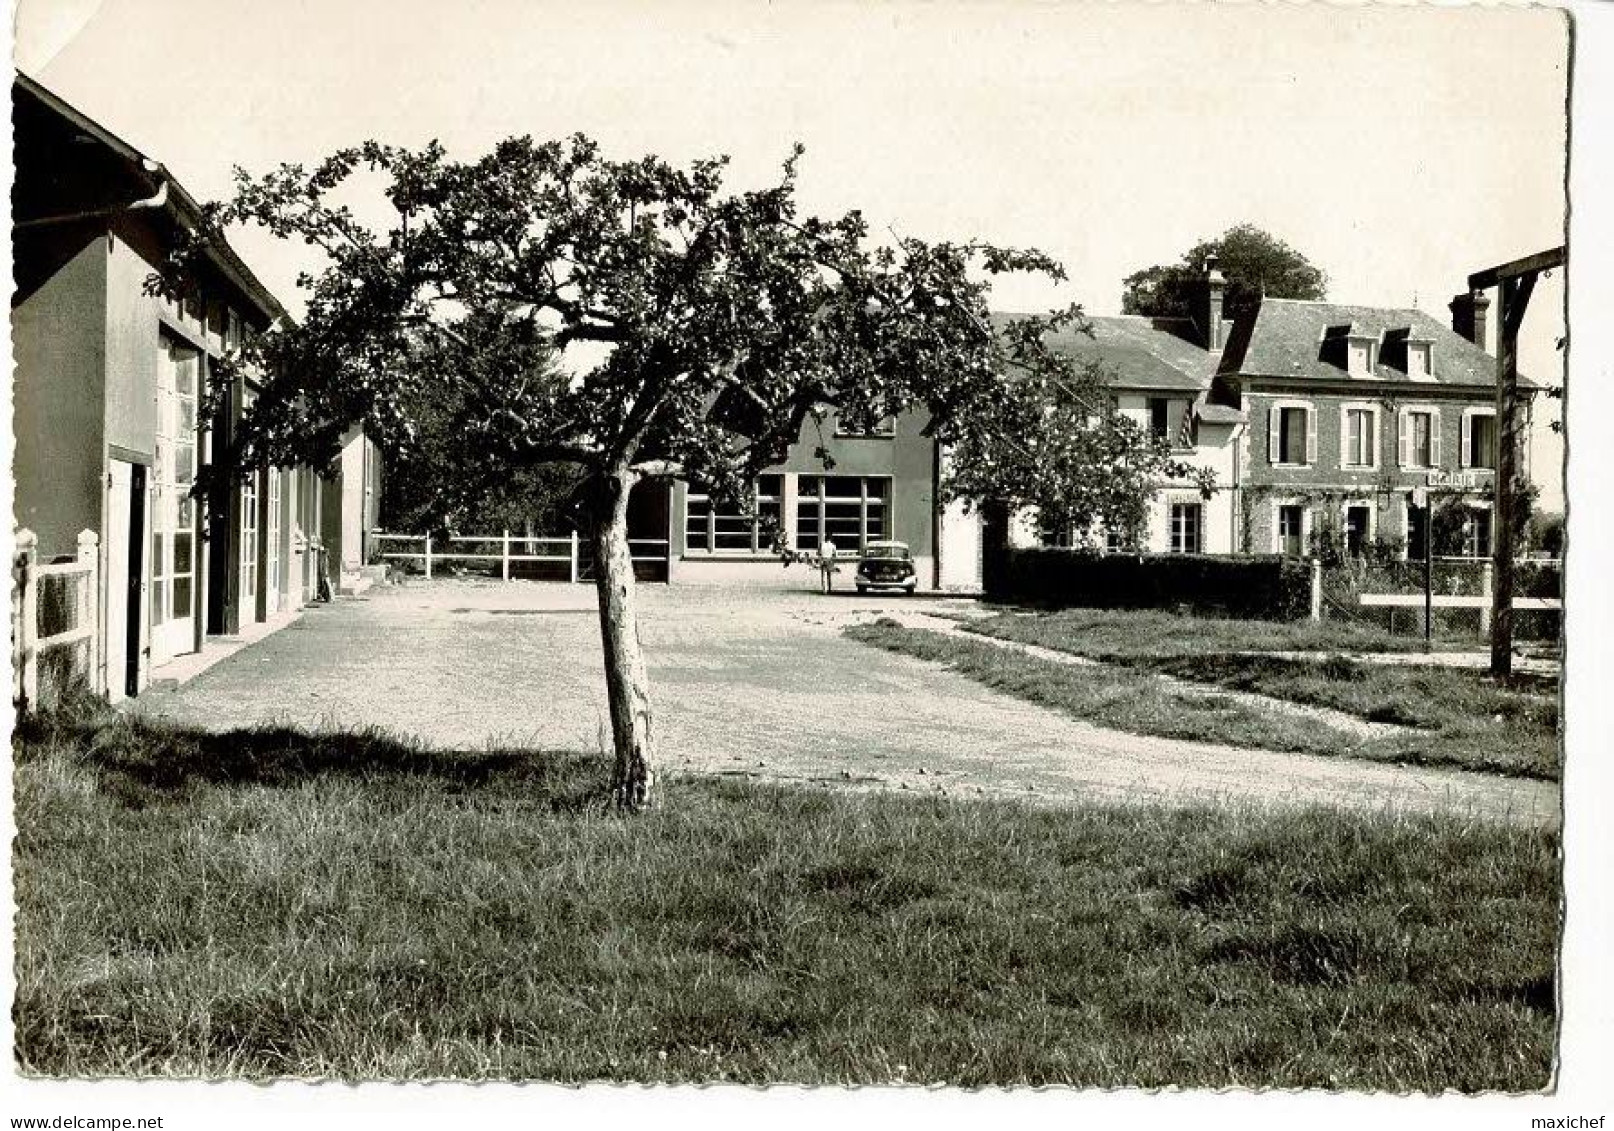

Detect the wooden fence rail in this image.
[370,531,670,583]
[12,527,100,710]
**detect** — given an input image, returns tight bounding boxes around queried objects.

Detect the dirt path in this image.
[133,580,1560,826]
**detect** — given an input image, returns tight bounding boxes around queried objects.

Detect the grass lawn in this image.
[934,610,1559,780]
[14,702,1557,1089]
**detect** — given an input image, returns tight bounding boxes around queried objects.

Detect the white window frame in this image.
[833,413,897,439]
[1340,499,1377,556]
[1460,503,1494,560]
[683,475,784,556]
[1267,399,1316,467]
[1271,499,1312,556]
[1407,340,1436,383]
[1346,336,1378,377]
[1338,401,1380,471]
[1460,407,1498,471]
[794,474,892,555]
[1397,405,1443,470]
[1168,500,1203,555]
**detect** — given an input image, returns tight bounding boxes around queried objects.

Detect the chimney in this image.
[1205,256,1227,352]
[1449,289,1491,349]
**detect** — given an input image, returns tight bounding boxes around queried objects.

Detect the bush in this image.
[989,548,1312,621]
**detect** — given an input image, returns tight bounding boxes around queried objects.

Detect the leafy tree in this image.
[162,135,1202,810]
[1121,223,1327,322]
[377,325,579,536]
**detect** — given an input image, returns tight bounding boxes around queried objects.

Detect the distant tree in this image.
[1121,224,1327,322]
[378,323,579,535]
[161,136,1203,811]
[1529,510,1564,558]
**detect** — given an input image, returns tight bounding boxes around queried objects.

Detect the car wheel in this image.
[856,584,869,594]
[904,583,917,594]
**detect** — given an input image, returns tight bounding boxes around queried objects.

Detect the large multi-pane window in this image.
[152,336,198,645]
[835,414,896,438]
[795,475,890,554]
[240,473,259,609]
[684,475,782,554]
[1168,502,1202,555]
[266,469,282,614]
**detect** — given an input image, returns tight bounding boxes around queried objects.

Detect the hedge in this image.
[987,548,1313,621]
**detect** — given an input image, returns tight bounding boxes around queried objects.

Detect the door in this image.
[151,338,200,662]
[106,462,152,698]
[105,463,131,701]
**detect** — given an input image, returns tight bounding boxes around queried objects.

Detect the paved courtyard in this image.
[134,579,1560,824]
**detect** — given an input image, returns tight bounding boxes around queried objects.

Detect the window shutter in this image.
[1430,409,1443,469]
[1268,406,1280,465]
[1305,407,1317,465]
[1460,413,1472,469]
[1370,409,1380,469]
[1398,411,1411,467]
[1338,410,1348,469]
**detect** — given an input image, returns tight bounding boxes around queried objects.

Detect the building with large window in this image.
[667,408,983,590]
[12,73,375,699]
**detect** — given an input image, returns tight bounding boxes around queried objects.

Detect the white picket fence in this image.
[370,531,670,582]
[12,528,100,710]
[1354,558,1562,634]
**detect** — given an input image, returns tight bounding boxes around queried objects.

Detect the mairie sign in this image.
[1425,469,1483,491]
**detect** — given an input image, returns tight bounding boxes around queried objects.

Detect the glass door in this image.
[265,469,282,615]
[152,338,199,662]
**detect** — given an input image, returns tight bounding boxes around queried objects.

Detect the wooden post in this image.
[569,531,580,584]
[501,529,510,582]
[1423,513,1434,649]
[77,530,100,696]
[13,528,37,710]
[1309,557,1322,622]
[1490,273,1533,676]
[1479,560,1494,637]
[1470,246,1560,677]
[424,533,433,580]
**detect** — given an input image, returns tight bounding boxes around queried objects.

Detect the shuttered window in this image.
[1398,408,1441,469]
[1268,402,1315,466]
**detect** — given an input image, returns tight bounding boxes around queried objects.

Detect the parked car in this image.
[855,541,918,594]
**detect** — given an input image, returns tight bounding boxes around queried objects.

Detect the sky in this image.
[17,0,1570,499]
[7,2,1614,1122]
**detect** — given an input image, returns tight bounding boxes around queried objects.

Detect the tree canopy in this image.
[160,133,1205,808]
[1121,223,1327,322]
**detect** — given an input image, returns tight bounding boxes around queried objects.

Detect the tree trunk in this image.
[590,469,657,810]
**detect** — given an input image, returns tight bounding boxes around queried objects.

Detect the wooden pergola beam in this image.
[1468,246,1564,292]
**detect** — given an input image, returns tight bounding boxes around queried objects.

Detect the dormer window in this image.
[1347,335,1377,376]
[1407,341,1433,381]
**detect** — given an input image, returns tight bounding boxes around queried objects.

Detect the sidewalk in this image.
[147,606,307,690]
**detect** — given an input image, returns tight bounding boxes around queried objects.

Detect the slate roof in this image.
[995,313,1216,392]
[1218,298,1531,389]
